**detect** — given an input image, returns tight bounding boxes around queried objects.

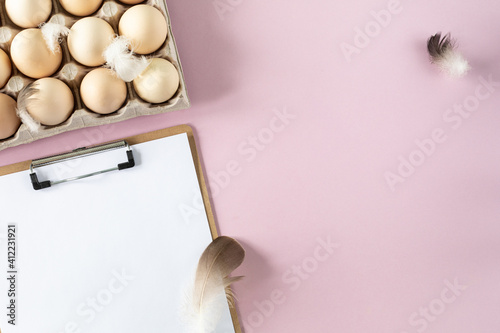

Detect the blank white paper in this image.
[0,133,235,333]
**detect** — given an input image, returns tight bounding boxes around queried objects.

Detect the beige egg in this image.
[80,68,127,114]
[0,93,20,140]
[0,49,12,89]
[118,5,167,55]
[68,18,115,67]
[5,0,52,29]
[25,78,74,126]
[118,0,144,4]
[10,29,62,79]
[59,0,103,16]
[133,58,179,104]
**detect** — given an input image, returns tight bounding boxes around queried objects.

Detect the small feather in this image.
[104,36,151,82]
[40,21,69,54]
[16,83,41,133]
[181,236,245,333]
[427,32,470,78]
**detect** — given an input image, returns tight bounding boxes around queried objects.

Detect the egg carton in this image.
[0,0,190,152]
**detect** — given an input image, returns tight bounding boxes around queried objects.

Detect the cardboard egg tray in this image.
[0,0,190,152]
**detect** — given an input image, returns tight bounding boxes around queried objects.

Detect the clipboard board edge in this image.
[0,124,243,333]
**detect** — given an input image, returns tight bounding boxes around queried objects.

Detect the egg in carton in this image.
[0,0,190,151]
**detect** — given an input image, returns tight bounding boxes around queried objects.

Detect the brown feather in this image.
[426,32,470,77]
[193,236,245,310]
[427,32,455,60]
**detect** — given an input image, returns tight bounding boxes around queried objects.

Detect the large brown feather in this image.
[193,236,245,310]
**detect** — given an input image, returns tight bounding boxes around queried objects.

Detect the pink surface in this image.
[2,1,500,332]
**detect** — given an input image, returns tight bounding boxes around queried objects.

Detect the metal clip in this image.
[29,141,135,190]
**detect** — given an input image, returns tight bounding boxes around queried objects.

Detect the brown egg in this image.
[0,49,12,89]
[5,0,52,29]
[0,93,20,140]
[118,5,167,55]
[68,18,115,67]
[10,29,62,79]
[133,58,179,104]
[25,78,74,126]
[80,68,127,114]
[59,0,103,16]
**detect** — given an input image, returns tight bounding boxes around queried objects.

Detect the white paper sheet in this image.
[0,133,235,333]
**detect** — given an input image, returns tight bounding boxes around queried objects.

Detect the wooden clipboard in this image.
[0,124,242,333]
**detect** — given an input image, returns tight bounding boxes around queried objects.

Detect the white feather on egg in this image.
[104,36,151,82]
[16,84,41,133]
[40,19,69,54]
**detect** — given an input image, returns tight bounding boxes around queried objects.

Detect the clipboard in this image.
[0,125,242,333]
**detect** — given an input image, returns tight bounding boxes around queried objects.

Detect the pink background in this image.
[2,0,500,332]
